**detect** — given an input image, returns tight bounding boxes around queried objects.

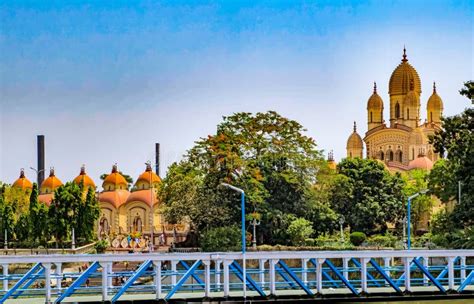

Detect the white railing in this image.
[0,250,473,303]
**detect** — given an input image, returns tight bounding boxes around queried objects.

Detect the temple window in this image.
[370,112,373,123]
[430,112,433,122]
[407,108,410,119]
[395,103,400,118]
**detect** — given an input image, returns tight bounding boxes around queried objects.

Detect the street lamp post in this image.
[251,217,260,250]
[30,167,45,185]
[146,162,154,252]
[407,189,428,250]
[339,215,345,243]
[220,183,246,299]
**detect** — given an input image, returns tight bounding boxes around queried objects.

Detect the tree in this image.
[159,111,335,245]
[28,183,49,245]
[287,217,314,246]
[429,90,474,227]
[77,187,100,243]
[330,158,405,235]
[459,80,474,103]
[48,182,83,247]
[402,169,434,232]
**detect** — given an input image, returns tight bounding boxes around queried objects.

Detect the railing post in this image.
[269,259,278,295]
[259,259,266,288]
[404,257,411,292]
[316,258,325,294]
[44,263,52,304]
[203,260,211,297]
[55,262,62,294]
[215,260,222,291]
[101,262,111,302]
[383,257,391,286]
[302,258,309,285]
[2,264,8,292]
[223,260,231,297]
[448,257,455,291]
[460,256,466,283]
[171,261,178,287]
[422,257,428,286]
[153,261,162,300]
[343,258,349,281]
[361,258,368,293]
[107,263,113,289]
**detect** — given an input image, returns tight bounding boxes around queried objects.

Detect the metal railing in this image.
[0,249,473,303]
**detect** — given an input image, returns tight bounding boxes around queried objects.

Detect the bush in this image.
[94,240,110,254]
[287,218,314,246]
[350,232,366,246]
[200,226,241,252]
[366,234,397,248]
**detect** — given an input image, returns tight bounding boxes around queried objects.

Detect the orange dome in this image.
[40,168,63,193]
[73,165,96,188]
[136,163,161,186]
[99,189,130,208]
[12,169,33,190]
[125,189,157,207]
[409,156,433,171]
[102,165,128,189]
[38,193,53,206]
[389,48,421,96]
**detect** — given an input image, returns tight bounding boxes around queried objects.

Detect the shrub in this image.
[349,232,366,246]
[287,218,314,246]
[200,226,241,252]
[94,240,110,254]
[366,234,397,248]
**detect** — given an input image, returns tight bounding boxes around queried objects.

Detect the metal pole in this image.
[241,192,246,299]
[407,198,411,250]
[4,230,7,250]
[150,165,154,252]
[71,228,75,250]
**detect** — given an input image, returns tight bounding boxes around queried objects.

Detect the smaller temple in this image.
[12,169,33,191]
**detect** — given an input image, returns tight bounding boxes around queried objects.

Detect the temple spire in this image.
[402,46,408,62]
[373,82,377,94]
[433,81,437,93]
[353,121,357,132]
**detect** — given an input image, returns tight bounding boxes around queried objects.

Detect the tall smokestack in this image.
[155,143,160,176]
[37,135,45,186]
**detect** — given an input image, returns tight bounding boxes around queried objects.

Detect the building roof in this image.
[40,168,63,192]
[347,122,363,149]
[409,156,433,171]
[136,163,161,186]
[367,82,384,110]
[12,169,33,190]
[389,48,421,96]
[102,165,128,188]
[73,165,96,188]
[427,82,444,111]
[99,189,130,208]
[125,189,157,207]
[38,193,53,206]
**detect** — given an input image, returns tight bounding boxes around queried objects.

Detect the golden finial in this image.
[402,46,408,62]
[20,168,25,178]
[433,82,437,93]
[373,82,377,94]
[80,164,86,175]
[49,167,55,176]
[353,121,357,132]
[112,163,118,173]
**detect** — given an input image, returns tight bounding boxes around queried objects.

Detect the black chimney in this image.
[37,135,45,186]
[155,143,160,176]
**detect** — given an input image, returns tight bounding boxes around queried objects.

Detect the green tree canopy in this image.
[330,158,405,235]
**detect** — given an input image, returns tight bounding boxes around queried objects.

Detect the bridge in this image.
[1,250,473,303]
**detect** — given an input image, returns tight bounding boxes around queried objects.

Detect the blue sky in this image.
[0,0,472,183]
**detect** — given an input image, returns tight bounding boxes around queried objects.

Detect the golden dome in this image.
[346,122,363,149]
[389,48,421,96]
[73,165,96,188]
[427,82,444,111]
[136,163,161,186]
[99,189,130,208]
[40,168,63,193]
[409,155,433,171]
[12,169,33,190]
[102,164,128,189]
[367,82,384,110]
